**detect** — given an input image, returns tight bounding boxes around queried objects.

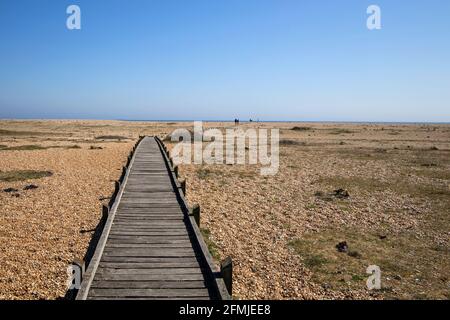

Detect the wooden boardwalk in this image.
[76,137,229,300]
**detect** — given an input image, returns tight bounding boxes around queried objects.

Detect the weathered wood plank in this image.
[102,259,204,269]
[112,219,185,224]
[100,256,200,263]
[96,267,204,275]
[109,231,188,236]
[103,248,194,255]
[93,274,206,282]
[98,262,202,268]
[107,232,190,239]
[106,244,193,249]
[88,288,210,297]
[91,280,207,289]
[115,216,184,221]
[116,209,184,213]
[88,296,211,300]
[110,224,186,230]
[102,251,196,259]
[106,237,192,244]
[118,204,182,209]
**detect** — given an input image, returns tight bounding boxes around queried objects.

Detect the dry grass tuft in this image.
[328,128,355,135]
[200,228,221,261]
[0,170,53,182]
[0,129,47,136]
[95,135,128,140]
[280,139,306,146]
[291,126,312,131]
[1,145,47,151]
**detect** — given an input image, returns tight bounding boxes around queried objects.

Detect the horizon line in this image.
[0,117,449,125]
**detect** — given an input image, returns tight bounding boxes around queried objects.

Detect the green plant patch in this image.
[200,228,221,261]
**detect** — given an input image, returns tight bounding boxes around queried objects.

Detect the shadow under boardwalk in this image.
[76,137,226,300]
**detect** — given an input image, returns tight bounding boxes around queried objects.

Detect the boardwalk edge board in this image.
[75,136,144,300]
[154,137,231,300]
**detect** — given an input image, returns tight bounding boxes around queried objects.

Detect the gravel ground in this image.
[178,122,450,299]
[0,120,449,299]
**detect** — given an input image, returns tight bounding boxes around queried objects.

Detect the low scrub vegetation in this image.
[280,139,306,146]
[291,126,312,131]
[95,135,128,140]
[0,170,53,182]
[200,228,221,261]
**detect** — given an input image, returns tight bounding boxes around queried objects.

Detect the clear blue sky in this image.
[0,0,449,122]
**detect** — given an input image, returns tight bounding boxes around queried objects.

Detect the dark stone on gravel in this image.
[336,241,348,253]
[23,184,38,190]
[333,189,350,199]
[3,188,18,193]
[322,283,332,290]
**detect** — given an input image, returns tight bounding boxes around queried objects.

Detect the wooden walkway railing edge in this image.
[75,136,145,300]
[154,137,231,300]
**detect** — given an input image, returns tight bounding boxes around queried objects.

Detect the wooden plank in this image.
[112,217,184,222]
[96,267,204,275]
[109,229,188,235]
[93,274,206,282]
[91,280,207,289]
[103,248,194,256]
[88,296,211,300]
[109,233,190,240]
[110,225,186,230]
[107,234,191,241]
[113,219,184,223]
[116,211,183,216]
[114,214,183,218]
[106,238,192,245]
[100,256,200,263]
[114,215,184,219]
[110,228,186,233]
[102,251,196,258]
[106,243,192,249]
[109,232,187,237]
[116,212,184,216]
[121,195,177,199]
[120,199,180,203]
[113,218,184,222]
[88,288,210,298]
[98,262,201,268]
[112,219,184,224]
[118,204,182,209]
[116,209,184,213]
[108,231,188,237]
